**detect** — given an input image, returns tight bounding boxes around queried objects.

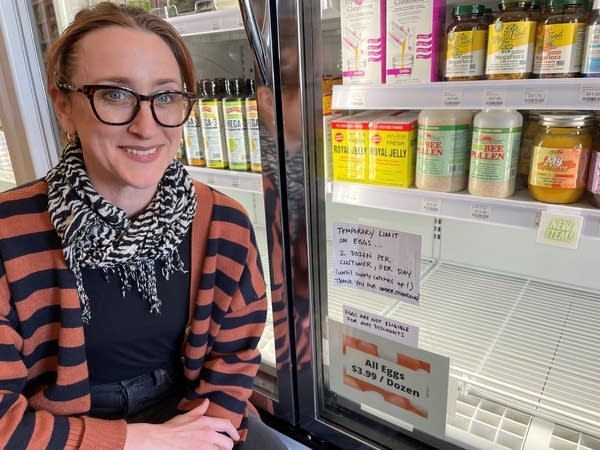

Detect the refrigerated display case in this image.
[283,0,600,449]
[0,0,301,433]
[3,0,599,449]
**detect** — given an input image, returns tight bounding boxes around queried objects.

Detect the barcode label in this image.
[524,88,547,105]
[484,89,505,107]
[422,199,441,213]
[342,186,360,203]
[580,86,600,104]
[448,163,464,174]
[471,204,491,220]
[350,93,366,107]
[442,89,463,107]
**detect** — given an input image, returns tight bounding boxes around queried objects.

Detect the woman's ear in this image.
[49,84,74,134]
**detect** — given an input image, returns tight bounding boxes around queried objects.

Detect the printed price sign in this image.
[329,320,449,438]
[344,305,419,348]
[350,92,366,107]
[523,88,547,105]
[333,222,422,305]
[471,204,491,221]
[442,89,463,107]
[422,199,441,214]
[536,211,583,249]
[483,89,505,107]
[580,85,600,105]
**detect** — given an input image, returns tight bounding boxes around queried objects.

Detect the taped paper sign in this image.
[333,222,422,305]
[329,320,449,438]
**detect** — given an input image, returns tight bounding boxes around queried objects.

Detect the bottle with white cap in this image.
[581,0,600,77]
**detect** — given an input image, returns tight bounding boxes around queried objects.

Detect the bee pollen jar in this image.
[416,109,474,192]
[468,109,523,198]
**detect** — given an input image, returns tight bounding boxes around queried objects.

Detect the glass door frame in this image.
[0,0,59,184]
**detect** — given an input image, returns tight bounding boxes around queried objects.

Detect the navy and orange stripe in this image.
[0,179,267,449]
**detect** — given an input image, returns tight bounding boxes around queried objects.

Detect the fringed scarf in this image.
[46,145,196,324]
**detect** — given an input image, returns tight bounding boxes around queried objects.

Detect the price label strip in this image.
[422,198,441,214]
[483,89,505,107]
[350,91,366,108]
[471,204,491,221]
[523,88,547,105]
[442,89,463,107]
[580,85,600,105]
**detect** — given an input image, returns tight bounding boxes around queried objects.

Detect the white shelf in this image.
[331,181,600,238]
[327,261,600,443]
[167,8,243,36]
[186,165,263,194]
[332,79,600,111]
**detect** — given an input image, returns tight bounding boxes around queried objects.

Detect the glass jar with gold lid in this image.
[529,113,593,203]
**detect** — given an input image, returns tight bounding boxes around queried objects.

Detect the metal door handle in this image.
[238,0,271,86]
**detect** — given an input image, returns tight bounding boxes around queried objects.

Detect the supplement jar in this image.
[486,0,537,79]
[581,0,600,77]
[529,113,593,203]
[532,0,588,78]
[469,109,523,198]
[517,110,544,186]
[416,109,474,192]
[445,4,489,81]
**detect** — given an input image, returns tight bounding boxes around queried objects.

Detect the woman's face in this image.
[52,26,185,211]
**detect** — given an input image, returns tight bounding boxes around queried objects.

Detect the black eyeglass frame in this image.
[57,83,197,127]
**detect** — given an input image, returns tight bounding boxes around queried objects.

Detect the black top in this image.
[82,229,191,384]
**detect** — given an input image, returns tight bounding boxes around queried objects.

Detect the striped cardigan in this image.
[0,179,267,449]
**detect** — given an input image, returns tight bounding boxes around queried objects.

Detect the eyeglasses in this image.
[57,83,196,127]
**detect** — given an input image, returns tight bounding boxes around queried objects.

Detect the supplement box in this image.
[331,111,388,183]
[386,0,446,83]
[341,0,386,84]
[368,110,419,187]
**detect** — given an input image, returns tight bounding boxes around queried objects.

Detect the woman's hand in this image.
[124,399,240,449]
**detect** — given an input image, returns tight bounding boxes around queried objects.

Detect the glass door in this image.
[0,0,296,423]
[165,3,296,420]
[294,0,600,449]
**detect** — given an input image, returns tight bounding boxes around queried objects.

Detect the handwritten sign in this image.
[333,222,422,305]
[329,320,449,438]
[344,305,419,347]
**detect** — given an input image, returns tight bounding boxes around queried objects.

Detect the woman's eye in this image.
[103,89,127,101]
[155,93,174,104]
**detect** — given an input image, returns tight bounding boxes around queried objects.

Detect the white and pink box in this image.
[340,0,386,85]
[385,0,445,83]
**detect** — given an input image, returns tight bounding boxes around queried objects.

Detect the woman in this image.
[0,3,286,449]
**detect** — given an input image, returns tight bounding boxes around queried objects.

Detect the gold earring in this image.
[65,131,78,146]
